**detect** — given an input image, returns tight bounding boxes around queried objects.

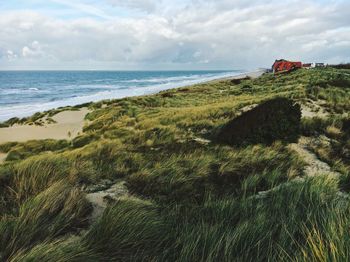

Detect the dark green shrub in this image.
[329,78,350,89]
[342,119,350,135]
[72,134,97,148]
[216,97,301,146]
[0,123,9,128]
[0,142,18,153]
[5,140,69,161]
[4,117,20,126]
[231,76,251,85]
[331,63,350,69]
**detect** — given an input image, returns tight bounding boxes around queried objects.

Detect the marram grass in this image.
[0,67,349,261]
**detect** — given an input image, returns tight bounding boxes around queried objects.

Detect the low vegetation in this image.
[0,139,70,161]
[0,67,349,261]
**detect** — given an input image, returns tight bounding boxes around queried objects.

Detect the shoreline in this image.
[0,69,264,145]
[0,70,264,122]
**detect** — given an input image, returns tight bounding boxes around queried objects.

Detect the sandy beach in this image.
[0,108,90,144]
[203,69,265,84]
[222,69,265,81]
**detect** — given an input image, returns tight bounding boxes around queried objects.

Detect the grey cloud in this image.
[0,0,349,70]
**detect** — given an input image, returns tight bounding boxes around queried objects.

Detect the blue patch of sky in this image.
[0,0,135,20]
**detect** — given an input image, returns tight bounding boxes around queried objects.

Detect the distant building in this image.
[303,62,327,69]
[303,63,314,69]
[272,59,302,74]
[315,63,325,67]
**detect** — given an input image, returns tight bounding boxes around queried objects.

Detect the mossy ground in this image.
[0,67,350,261]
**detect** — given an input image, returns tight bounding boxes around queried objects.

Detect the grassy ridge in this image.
[0,67,349,261]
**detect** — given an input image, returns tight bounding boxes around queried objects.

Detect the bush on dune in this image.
[3,139,70,161]
[216,97,301,146]
[0,142,18,153]
[72,134,98,148]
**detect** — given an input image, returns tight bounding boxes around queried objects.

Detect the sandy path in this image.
[301,100,329,118]
[254,137,341,199]
[85,180,130,222]
[0,108,90,144]
[289,137,341,178]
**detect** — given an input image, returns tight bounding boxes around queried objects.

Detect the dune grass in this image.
[0,139,70,161]
[0,67,349,261]
[0,181,91,261]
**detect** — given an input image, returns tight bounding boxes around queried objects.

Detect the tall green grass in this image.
[127,142,304,202]
[159,176,350,261]
[1,67,349,261]
[0,181,91,261]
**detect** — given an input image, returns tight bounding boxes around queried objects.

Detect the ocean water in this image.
[0,70,243,121]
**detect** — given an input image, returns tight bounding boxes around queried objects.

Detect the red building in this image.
[272,59,302,73]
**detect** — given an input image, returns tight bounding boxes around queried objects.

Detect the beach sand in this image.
[0,108,90,144]
[230,70,266,80]
[212,69,265,81]
[202,70,265,86]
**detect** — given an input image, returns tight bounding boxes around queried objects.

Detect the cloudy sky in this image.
[0,0,349,70]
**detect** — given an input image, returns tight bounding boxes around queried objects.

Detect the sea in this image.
[0,70,243,121]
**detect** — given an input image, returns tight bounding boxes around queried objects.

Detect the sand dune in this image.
[0,108,90,144]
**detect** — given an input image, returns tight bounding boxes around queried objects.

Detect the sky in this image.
[0,0,349,70]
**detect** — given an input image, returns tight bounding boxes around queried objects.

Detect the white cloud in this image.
[6,50,18,61]
[22,41,45,58]
[0,0,349,69]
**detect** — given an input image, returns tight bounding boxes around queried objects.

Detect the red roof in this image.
[273,60,302,73]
